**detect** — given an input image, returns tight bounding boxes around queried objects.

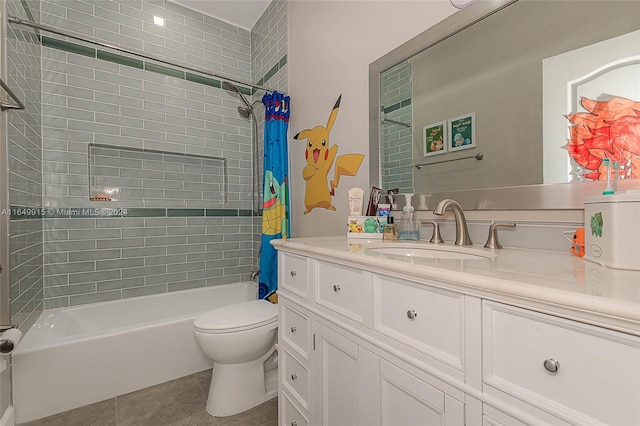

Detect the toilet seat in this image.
[194,299,278,334]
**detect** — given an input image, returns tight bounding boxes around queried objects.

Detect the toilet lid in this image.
[193,299,278,333]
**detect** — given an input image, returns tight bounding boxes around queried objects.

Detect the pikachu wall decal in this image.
[294,95,365,214]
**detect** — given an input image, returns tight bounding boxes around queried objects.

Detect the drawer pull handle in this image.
[407,310,418,320]
[291,373,298,381]
[333,284,341,292]
[291,422,298,426]
[543,358,560,373]
[290,270,297,277]
[290,326,297,333]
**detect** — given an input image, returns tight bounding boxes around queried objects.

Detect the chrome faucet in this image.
[432,199,472,246]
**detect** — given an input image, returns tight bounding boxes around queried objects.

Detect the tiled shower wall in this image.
[381,60,413,193]
[6,0,288,309]
[250,0,288,266]
[8,0,43,330]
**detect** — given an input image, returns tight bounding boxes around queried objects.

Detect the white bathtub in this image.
[13,282,258,423]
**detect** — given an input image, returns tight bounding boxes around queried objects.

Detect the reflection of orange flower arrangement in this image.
[566,97,640,180]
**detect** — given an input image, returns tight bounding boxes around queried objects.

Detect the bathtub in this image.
[13,282,258,424]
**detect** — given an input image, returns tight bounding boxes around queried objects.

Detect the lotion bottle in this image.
[348,188,364,216]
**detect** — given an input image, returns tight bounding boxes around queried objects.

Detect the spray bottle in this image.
[399,193,420,240]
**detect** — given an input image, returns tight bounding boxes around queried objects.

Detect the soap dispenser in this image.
[399,193,420,240]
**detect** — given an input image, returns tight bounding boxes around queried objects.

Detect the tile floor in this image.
[19,369,278,426]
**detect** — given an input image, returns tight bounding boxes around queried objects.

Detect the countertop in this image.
[272,237,640,336]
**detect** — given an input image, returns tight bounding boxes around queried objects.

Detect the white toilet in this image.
[193,299,278,417]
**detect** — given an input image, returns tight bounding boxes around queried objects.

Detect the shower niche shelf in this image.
[89,144,227,206]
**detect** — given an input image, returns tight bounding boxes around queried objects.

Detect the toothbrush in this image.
[602,158,614,195]
[612,161,619,192]
[625,158,633,178]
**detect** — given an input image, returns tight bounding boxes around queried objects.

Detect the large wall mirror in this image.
[369,0,640,210]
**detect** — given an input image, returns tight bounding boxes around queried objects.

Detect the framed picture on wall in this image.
[422,121,447,157]
[449,112,476,151]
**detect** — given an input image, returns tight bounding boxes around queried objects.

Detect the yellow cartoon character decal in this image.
[294,95,365,214]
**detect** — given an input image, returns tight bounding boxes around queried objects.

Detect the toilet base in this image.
[205,349,278,417]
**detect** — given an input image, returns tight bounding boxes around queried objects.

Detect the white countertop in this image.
[272,237,640,336]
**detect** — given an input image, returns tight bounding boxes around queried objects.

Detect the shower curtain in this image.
[258,91,290,302]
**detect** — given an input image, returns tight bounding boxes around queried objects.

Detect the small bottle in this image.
[383,216,398,240]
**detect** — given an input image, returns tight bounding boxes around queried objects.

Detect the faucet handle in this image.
[420,220,444,244]
[484,222,516,249]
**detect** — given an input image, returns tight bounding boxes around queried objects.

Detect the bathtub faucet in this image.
[250,270,259,281]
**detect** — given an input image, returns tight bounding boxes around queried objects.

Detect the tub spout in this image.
[250,270,259,281]
[433,199,473,246]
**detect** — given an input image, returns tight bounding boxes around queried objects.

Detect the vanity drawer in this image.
[280,253,310,299]
[280,390,309,426]
[281,303,310,359]
[483,301,640,426]
[315,261,371,324]
[281,348,310,410]
[373,275,464,370]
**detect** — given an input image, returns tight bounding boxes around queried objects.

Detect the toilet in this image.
[193,299,278,417]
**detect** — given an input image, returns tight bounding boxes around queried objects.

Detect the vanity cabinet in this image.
[278,253,468,426]
[277,250,640,426]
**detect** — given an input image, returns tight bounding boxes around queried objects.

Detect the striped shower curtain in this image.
[258,91,290,303]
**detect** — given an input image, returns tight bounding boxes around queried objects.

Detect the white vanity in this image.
[272,237,640,426]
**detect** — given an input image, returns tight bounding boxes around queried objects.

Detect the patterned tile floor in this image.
[19,369,278,426]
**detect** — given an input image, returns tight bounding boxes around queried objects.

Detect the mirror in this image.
[370,0,640,209]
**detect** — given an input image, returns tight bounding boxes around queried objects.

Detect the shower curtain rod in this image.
[8,15,283,95]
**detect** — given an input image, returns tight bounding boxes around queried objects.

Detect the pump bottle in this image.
[399,193,420,240]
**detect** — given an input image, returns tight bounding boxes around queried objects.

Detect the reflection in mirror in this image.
[380,61,413,193]
[375,0,640,205]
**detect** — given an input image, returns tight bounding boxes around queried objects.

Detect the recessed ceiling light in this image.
[153,16,165,27]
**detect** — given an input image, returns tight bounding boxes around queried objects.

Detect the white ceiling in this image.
[172,0,271,31]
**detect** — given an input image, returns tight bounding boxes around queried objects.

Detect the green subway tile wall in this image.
[381,60,414,193]
[3,0,288,309]
[250,0,288,272]
[8,0,44,331]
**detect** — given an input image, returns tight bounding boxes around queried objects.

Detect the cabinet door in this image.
[315,323,377,426]
[378,359,465,426]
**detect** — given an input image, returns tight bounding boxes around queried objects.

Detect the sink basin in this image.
[365,243,495,260]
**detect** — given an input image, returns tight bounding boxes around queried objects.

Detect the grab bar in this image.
[0,78,25,111]
[381,118,410,127]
